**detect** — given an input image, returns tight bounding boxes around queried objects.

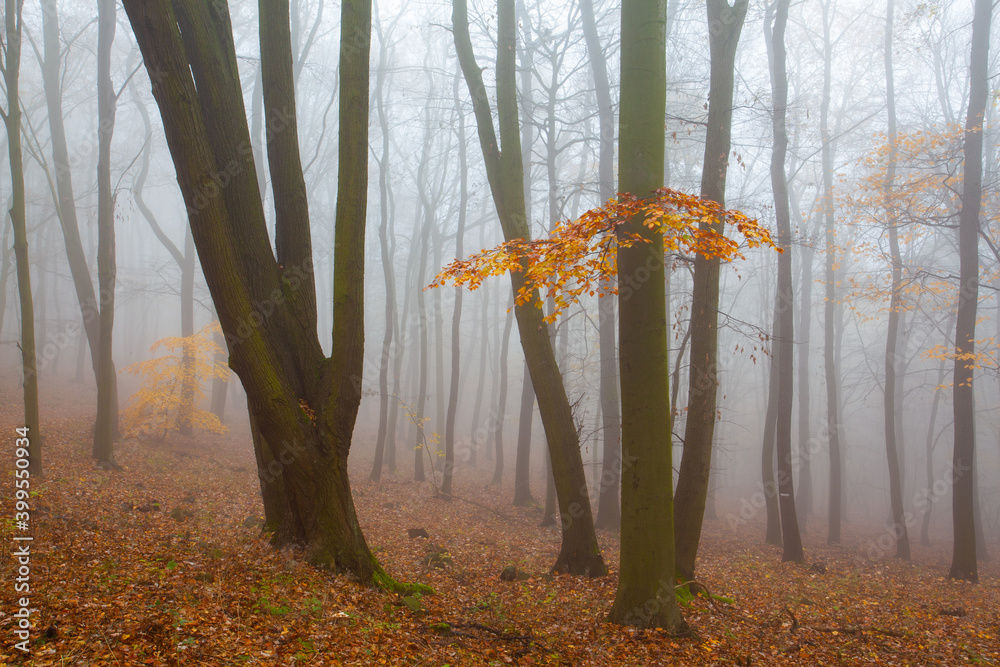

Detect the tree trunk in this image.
[762,298,782,545]
[492,296,514,485]
[453,0,606,576]
[607,0,683,631]
[513,364,536,505]
[580,0,622,535]
[795,237,814,525]
[3,0,41,475]
[442,70,469,496]
[93,0,118,466]
[820,0,843,545]
[370,14,397,482]
[882,0,910,560]
[122,0,424,592]
[765,0,804,563]
[949,0,991,584]
[673,0,747,582]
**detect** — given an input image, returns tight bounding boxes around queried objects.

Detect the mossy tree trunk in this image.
[122,0,421,592]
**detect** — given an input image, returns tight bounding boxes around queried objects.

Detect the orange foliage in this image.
[431,188,778,322]
[121,321,231,440]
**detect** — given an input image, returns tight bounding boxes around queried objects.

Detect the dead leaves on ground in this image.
[0,391,997,665]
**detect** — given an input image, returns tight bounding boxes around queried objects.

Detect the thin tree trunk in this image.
[761,299,782,545]
[513,364,536,505]
[442,68,469,496]
[492,297,514,485]
[882,0,910,560]
[673,0,747,581]
[93,0,118,466]
[949,0,991,584]
[766,0,804,563]
[3,0,41,475]
[453,0,606,576]
[820,0,842,545]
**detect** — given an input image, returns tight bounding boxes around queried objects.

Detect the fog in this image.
[1,0,997,557]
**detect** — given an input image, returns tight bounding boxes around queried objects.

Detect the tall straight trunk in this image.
[513,363,536,504]
[492,297,514,485]
[414,170,431,483]
[920,361,947,546]
[765,0,804,563]
[453,0,606,575]
[607,0,683,630]
[468,267,489,465]
[442,70,469,496]
[370,13,397,482]
[950,0,991,583]
[882,0,910,560]
[581,0,621,534]
[673,0,747,582]
[795,239,814,523]
[3,0,41,475]
[761,299,782,545]
[93,0,118,466]
[820,0,842,545]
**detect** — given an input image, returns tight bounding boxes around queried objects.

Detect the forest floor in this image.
[0,383,998,666]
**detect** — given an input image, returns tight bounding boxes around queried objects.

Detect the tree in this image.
[765,0,804,563]
[820,0,843,546]
[1,0,41,475]
[882,0,910,561]
[93,0,119,467]
[673,0,748,582]
[950,0,992,584]
[452,0,607,576]
[606,0,682,630]
[121,0,424,591]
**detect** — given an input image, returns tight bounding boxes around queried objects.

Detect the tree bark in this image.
[607,0,683,631]
[492,298,514,485]
[122,0,424,592]
[949,0,991,584]
[765,0,804,563]
[3,0,41,475]
[882,0,910,560]
[820,0,843,545]
[673,0,747,582]
[453,0,606,576]
[93,0,118,466]
[513,363,536,505]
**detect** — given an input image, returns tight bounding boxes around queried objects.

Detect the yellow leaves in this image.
[431,188,777,321]
[121,321,232,440]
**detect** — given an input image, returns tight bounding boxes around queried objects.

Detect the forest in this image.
[0,0,998,664]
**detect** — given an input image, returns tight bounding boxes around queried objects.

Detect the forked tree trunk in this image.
[950,0,991,584]
[607,0,683,631]
[673,0,747,582]
[453,0,606,576]
[123,0,424,592]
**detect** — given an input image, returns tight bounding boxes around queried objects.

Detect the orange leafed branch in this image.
[431,188,779,321]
